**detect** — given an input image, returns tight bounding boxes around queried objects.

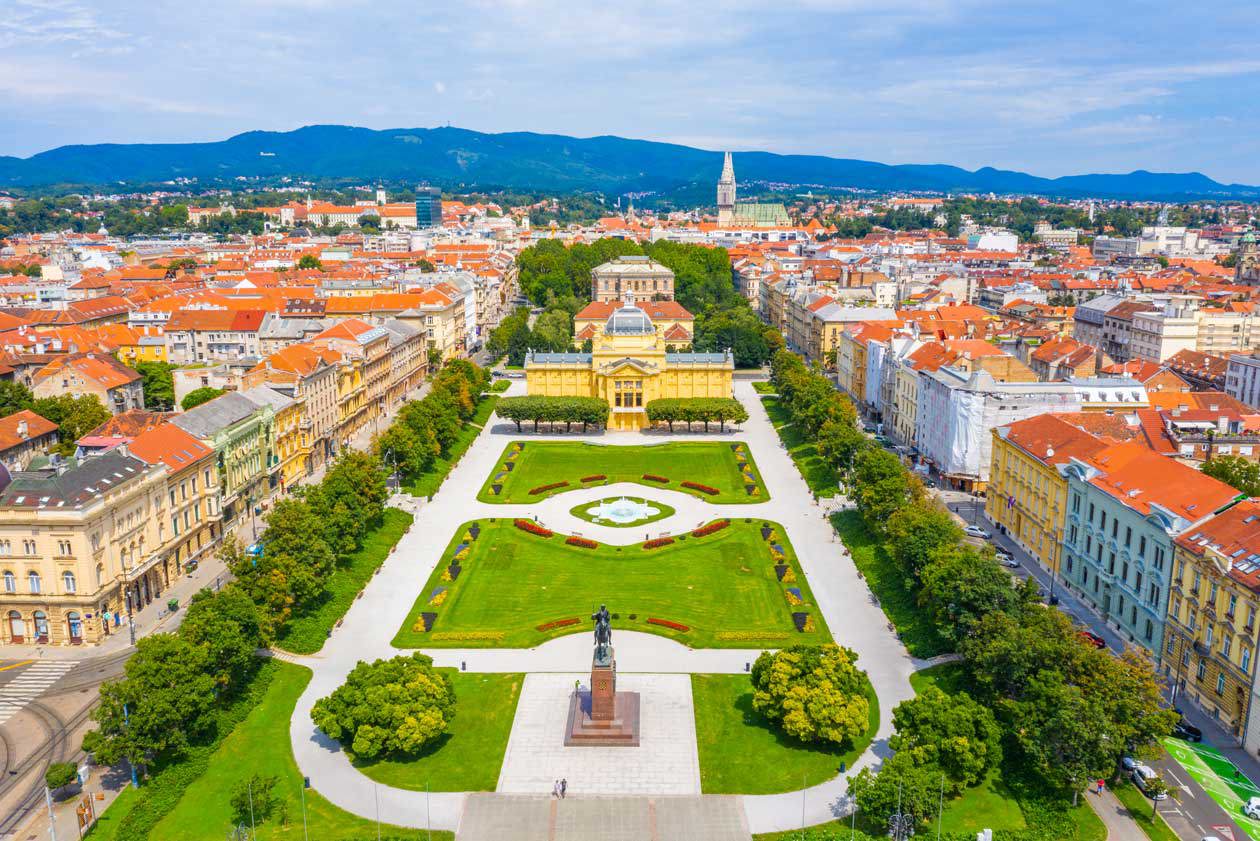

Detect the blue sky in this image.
[3,0,1260,183]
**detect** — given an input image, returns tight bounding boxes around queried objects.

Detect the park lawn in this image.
[392,518,830,649]
[277,508,413,654]
[832,510,950,658]
[354,672,522,791]
[406,395,499,499]
[1111,780,1180,841]
[476,440,767,504]
[751,381,777,394]
[692,673,879,794]
[150,662,444,841]
[490,379,511,392]
[908,661,969,696]
[569,496,676,528]
[938,772,1027,834]
[761,398,839,497]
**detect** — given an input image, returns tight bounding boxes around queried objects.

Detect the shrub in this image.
[536,618,581,632]
[642,473,669,483]
[751,645,869,745]
[647,618,690,632]
[566,536,598,549]
[643,537,675,550]
[231,773,278,824]
[45,762,77,791]
[514,518,553,537]
[681,481,719,495]
[528,481,569,495]
[691,519,731,538]
[581,474,607,482]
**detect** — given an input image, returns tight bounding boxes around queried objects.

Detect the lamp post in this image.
[300,776,309,841]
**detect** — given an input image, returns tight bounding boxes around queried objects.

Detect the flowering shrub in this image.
[528,481,569,495]
[648,618,690,632]
[536,618,581,632]
[717,630,790,642]
[429,590,448,607]
[429,631,504,642]
[803,615,816,632]
[566,536,598,549]
[681,481,719,496]
[691,519,731,538]
[581,474,607,482]
[514,518,554,537]
[785,589,804,607]
[642,474,669,483]
[643,536,675,550]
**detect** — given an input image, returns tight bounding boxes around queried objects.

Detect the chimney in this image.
[17,420,27,439]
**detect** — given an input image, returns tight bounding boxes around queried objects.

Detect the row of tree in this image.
[374,359,492,483]
[0,381,111,457]
[495,395,609,432]
[769,351,867,472]
[644,397,748,432]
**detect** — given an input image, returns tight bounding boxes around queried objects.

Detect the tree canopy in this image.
[181,386,224,411]
[750,644,869,746]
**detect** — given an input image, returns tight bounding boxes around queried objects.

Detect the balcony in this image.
[1194,640,1211,656]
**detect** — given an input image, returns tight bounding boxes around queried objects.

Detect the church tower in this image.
[717,152,736,225]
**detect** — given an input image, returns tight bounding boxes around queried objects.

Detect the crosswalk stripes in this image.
[0,661,77,726]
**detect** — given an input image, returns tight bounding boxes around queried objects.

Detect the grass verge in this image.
[761,397,839,496]
[406,395,499,499]
[1111,780,1180,841]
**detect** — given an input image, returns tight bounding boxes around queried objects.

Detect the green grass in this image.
[1111,780,1181,841]
[832,510,950,658]
[1163,737,1260,840]
[406,395,500,499]
[692,673,878,794]
[938,772,1027,834]
[761,397,839,496]
[392,518,830,649]
[276,508,413,654]
[909,661,968,696]
[83,783,142,840]
[477,440,767,504]
[568,496,676,528]
[355,672,522,791]
[752,381,777,394]
[490,379,511,392]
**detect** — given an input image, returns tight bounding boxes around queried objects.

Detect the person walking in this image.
[552,780,560,798]
[560,778,567,799]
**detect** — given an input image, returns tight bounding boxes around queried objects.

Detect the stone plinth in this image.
[591,659,616,721]
[564,651,640,746]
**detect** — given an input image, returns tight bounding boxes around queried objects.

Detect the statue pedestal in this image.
[564,651,640,747]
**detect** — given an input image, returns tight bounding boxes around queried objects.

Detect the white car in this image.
[1132,765,1168,800]
[964,525,991,539]
[1245,796,1260,818]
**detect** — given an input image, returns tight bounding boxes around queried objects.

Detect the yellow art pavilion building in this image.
[525,296,734,431]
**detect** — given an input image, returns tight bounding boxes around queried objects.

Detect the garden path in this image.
[288,379,917,834]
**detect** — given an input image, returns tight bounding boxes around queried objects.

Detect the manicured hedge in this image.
[682,481,719,495]
[691,519,731,538]
[566,536,598,549]
[514,519,553,537]
[643,537,676,549]
[528,480,569,495]
[648,618,690,632]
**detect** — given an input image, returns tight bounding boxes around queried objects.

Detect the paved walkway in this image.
[1086,789,1149,841]
[289,380,917,833]
[456,794,751,841]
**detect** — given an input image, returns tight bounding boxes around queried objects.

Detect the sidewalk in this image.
[7,761,133,841]
[1086,789,1147,841]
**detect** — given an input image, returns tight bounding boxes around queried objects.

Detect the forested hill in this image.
[1,125,1255,199]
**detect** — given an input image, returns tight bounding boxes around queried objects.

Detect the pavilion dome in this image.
[606,302,654,335]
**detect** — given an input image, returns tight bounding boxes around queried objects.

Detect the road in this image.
[938,488,1252,840]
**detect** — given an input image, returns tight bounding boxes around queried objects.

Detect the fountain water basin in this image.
[586,497,659,525]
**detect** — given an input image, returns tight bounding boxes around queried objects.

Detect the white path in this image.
[289,379,919,833]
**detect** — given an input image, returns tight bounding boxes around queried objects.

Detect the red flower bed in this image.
[581,474,607,482]
[566,536,598,549]
[514,518,554,537]
[528,481,570,495]
[642,473,669,483]
[681,481,719,496]
[691,519,731,538]
[648,618,690,633]
[643,537,675,550]
[536,617,581,632]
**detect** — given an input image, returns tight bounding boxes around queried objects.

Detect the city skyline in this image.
[3,0,1260,182]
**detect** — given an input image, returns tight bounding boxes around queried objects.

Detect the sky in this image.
[3,0,1260,183]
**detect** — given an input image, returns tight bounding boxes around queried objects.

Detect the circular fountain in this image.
[574,496,673,527]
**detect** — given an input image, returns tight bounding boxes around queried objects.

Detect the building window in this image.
[28,572,40,594]
[62,571,75,594]
[1144,619,1153,641]
[1224,637,1233,658]
[1,571,12,593]
[1244,649,1252,674]
[1197,659,1207,679]
[1217,674,1226,695]
[1139,535,1146,556]
[57,540,70,556]
[1125,526,1132,547]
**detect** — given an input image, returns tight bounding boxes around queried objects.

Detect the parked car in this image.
[964,525,991,539]
[1244,796,1260,819]
[1121,755,1138,772]
[1131,765,1168,800]
[1078,630,1107,649]
[995,549,1018,567]
[1172,719,1204,742]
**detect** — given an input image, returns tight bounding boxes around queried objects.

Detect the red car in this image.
[1078,630,1107,649]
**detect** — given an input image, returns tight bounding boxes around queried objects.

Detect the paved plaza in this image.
[497,673,701,795]
[456,794,751,841]
[287,380,920,834]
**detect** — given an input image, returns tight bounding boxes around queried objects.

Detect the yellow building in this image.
[526,296,733,432]
[986,413,1118,577]
[1165,499,1260,746]
[240,386,308,491]
[98,324,168,366]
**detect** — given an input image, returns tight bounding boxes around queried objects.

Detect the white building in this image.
[1226,351,1260,409]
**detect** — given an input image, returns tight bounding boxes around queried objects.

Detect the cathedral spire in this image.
[717,152,736,225]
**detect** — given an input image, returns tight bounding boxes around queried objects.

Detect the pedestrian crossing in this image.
[0,661,77,725]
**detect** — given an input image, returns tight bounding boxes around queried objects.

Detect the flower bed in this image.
[566,536,598,549]
[536,617,581,632]
[792,612,810,632]
[642,473,669,483]
[785,587,804,606]
[691,519,731,538]
[581,474,607,482]
[412,612,438,633]
[681,481,719,496]
[429,630,505,642]
[528,480,569,495]
[716,630,791,642]
[514,518,554,537]
[643,536,675,550]
[647,617,690,633]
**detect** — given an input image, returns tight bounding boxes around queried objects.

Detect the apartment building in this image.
[165,310,266,364]
[32,353,144,415]
[171,392,274,528]
[127,423,221,577]
[243,344,341,476]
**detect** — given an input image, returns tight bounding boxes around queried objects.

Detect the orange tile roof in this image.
[574,300,694,321]
[1176,500,1260,592]
[128,422,213,472]
[0,410,57,452]
[1002,413,1113,466]
[1087,444,1241,520]
[33,353,140,390]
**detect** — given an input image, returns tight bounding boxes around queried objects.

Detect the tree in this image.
[885,501,962,577]
[181,386,224,411]
[311,653,456,760]
[179,585,268,694]
[231,499,337,625]
[851,448,917,533]
[296,254,323,270]
[750,645,869,746]
[133,361,176,411]
[84,633,217,765]
[376,421,436,481]
[1202,455,1260,496]
[847,751,944,828]
[889,686,1002,788]
[306,450,387,557]
[31,394,111,455]
[1144,776,1171,817]
[231,774,278,824]
[815,418,867,473]
[0,381,34,416]
[45,762,77,791]
[919,544,1022,643]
